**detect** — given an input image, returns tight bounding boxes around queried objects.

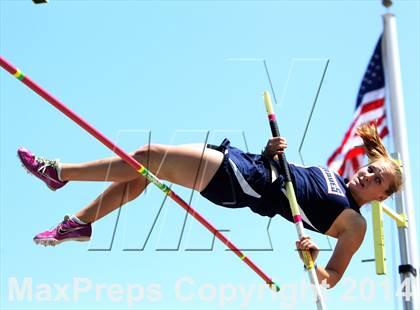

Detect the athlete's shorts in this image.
[200,138,286,217]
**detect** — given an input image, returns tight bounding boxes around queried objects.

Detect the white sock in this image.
[70,215,87,225]
[56,162,64,182]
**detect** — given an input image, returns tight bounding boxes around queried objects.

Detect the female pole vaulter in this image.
[19,122,402,289]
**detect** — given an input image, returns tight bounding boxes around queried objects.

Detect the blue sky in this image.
[1,1,419,309]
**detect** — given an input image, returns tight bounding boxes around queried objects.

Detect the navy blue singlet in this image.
[261,163,361,233]
[200,139,361,234]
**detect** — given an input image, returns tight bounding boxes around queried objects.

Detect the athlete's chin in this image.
[348,181,362,195]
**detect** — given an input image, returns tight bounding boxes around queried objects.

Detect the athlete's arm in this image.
[317,217,367,288]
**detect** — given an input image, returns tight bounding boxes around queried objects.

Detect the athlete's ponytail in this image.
[356,123,403,196]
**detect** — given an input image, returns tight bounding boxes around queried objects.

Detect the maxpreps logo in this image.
[319,167,345,197]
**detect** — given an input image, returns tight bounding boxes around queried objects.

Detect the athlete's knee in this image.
[133,144,162,160]
[126,177,148,201]
[132,144,168,175]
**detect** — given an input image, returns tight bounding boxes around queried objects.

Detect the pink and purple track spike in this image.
[33,215,92,246]
[17,147,67,191]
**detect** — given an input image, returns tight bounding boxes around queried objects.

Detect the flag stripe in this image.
[327,99,386,162]
[327,36,388,179]
[329,120,388,172]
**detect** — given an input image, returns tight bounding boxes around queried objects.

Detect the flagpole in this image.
[382,13,419,309]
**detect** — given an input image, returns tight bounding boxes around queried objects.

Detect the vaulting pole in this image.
[263,91,326,309]
[0,55,280,292]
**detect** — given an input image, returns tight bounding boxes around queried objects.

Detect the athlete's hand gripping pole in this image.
[0,55,281,293]
[263,91,327,309]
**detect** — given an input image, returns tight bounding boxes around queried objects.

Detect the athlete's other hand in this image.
[295,236,319,263]
[262,137,287,158]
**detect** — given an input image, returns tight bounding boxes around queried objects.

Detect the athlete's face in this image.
[348,160,394,206]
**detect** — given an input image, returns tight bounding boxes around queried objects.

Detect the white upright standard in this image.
[382,13,419,310]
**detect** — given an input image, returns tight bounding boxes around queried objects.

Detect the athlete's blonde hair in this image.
[356,123,403,196]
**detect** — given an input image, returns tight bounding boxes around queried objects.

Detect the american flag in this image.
[327,36,389,179]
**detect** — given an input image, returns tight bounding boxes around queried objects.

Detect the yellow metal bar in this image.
[382,204,407,228]
[372,201,387,275]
